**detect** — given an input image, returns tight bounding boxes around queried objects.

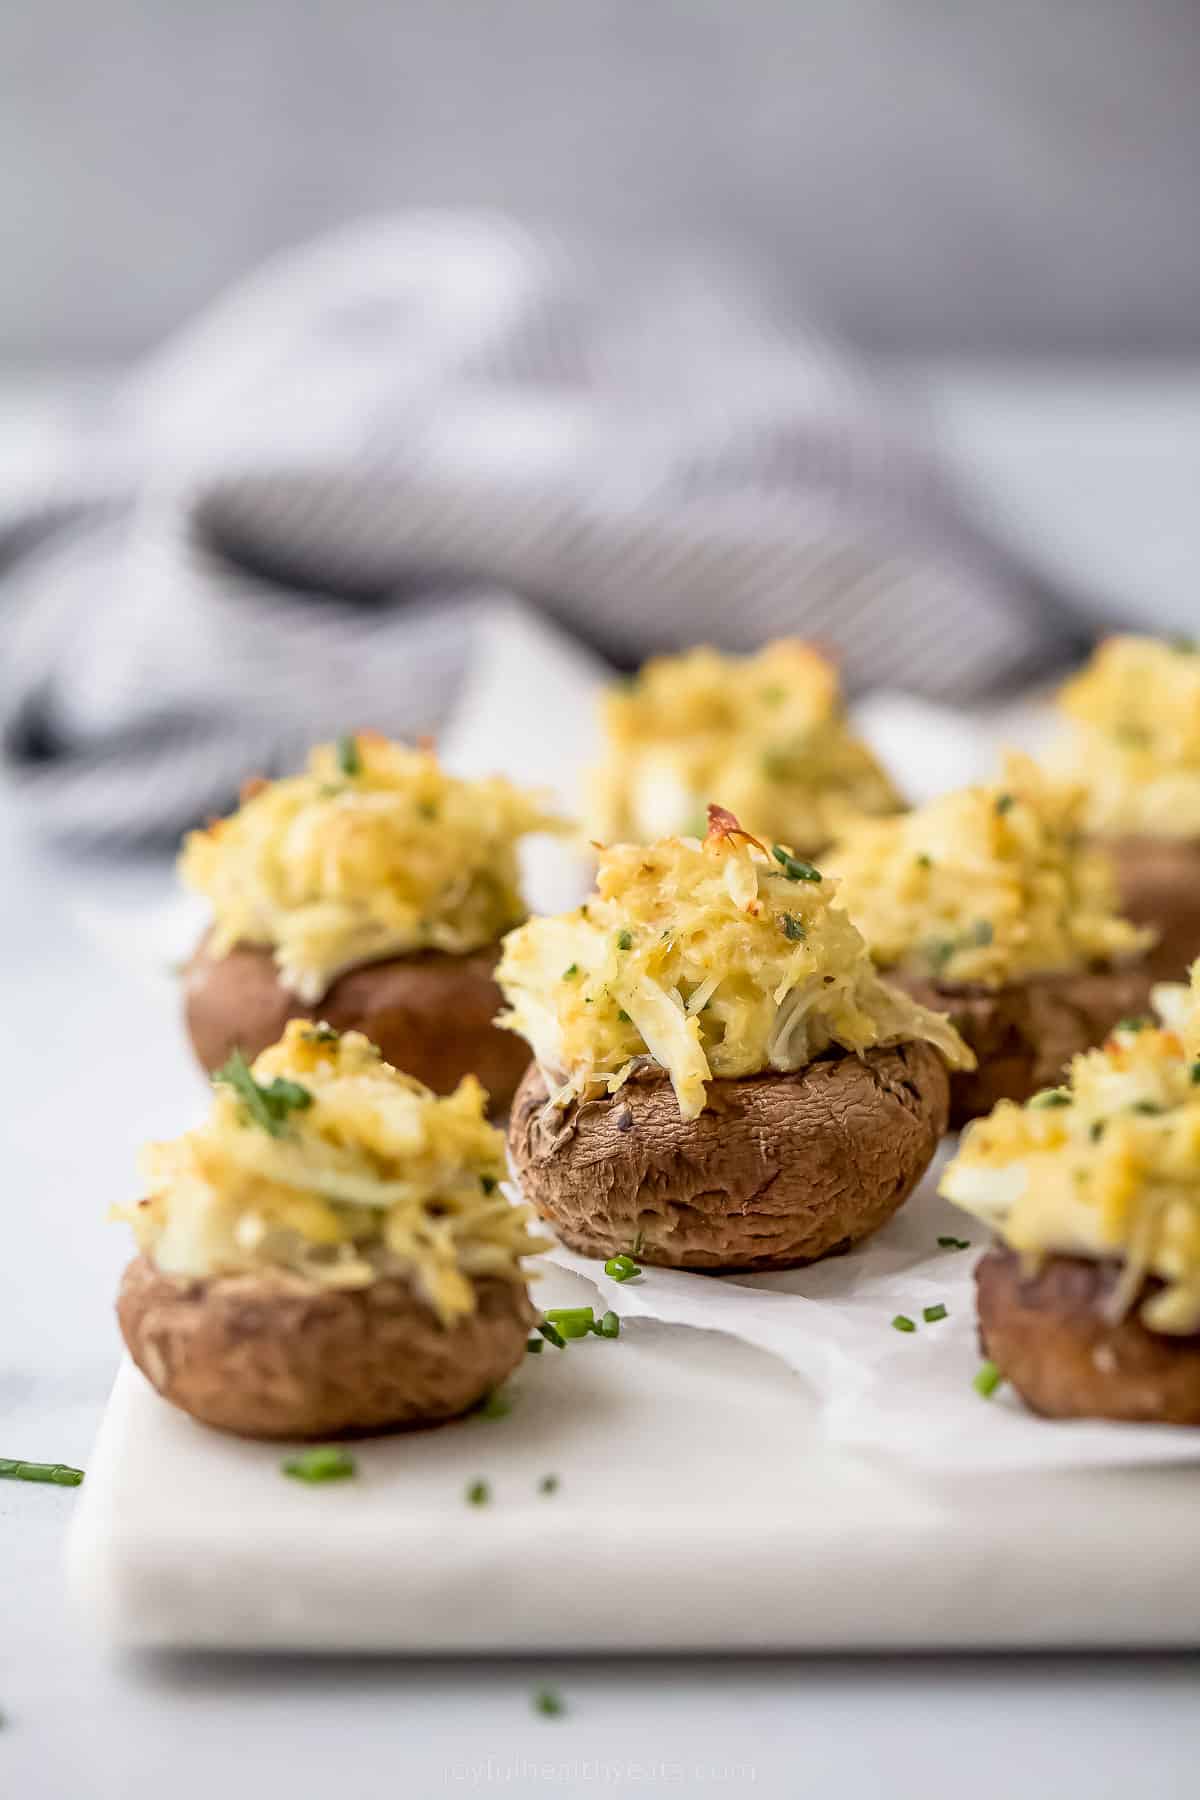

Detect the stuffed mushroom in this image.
[113,1022,544,1438]
[586,640,901,855]
[940,995,1200,1424]
[1053,634,1200,980]
[179,733,561,1112]
[825,754,1156,1127]
[500,806,971,1270]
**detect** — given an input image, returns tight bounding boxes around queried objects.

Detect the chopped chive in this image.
[1191,1061,1200,1084]
[475,1390,511,1420]
[0,1458,84,1487]
[1089,1120,1106,1142]
[595,1310,621,1339]
[480,1174,498,1193]
[922,1303,948,1324]
[562,963,580,979]
[1117,1016,1149,1034]
[417,799,438,820]
[891,1314,916,1334]
[1029,1087,1072,1109]
[616,929,633,951]
[604,1254,641,1282]
[994,793,1014,815]
[282,1446,356,1484]
[537,1320,567,1349]
[336,733,362,777]
[1131,1100,1164,1115]
[937,1235,970,1251]
[771,845,822,883]
[533,1687,565,1718]
[779,912,806,942]
[973,1361,1004,1399]
[466,1479,490,1506]
[617,1009,632,1024]
[544,1306,595,1325]
[214,1049,312,1138]
[526,1337,544,1355]
[630,1230,645,1257]
[539,1474,560,1495]
[916,852,933,869]
[305,1022,340,1043]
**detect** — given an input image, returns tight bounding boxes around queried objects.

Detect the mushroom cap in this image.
[183,936,530,1114]
[508,1042,949,1271]
[117,1255,535,1439]
[892,961,1156,1128]
[976,1244,1200,1425]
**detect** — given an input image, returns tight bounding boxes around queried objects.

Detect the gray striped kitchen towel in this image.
[0,214,1072,847]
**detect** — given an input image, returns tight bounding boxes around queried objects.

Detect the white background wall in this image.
[4,0,1199,361]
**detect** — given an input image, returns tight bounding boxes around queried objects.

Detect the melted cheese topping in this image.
[179,735,561,1002]
[1054,635,1200,837]
[115,1021,545,1323]
[826,753,1151,988]
[586,641,901,854]
[941,974,1200,1334]
[497,808,971,1122]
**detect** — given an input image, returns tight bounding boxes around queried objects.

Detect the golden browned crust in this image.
[507,1043,949,1271]
[891,962,1156,1128]
[117,1255,535,1440]
[1100,834,1200,983]
[182,936,530,1114]
[975,1245,1200,1424]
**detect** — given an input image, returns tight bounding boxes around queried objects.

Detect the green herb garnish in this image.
[539,1474,560,1495]
[1191,1061,1200,1085]
[617,1009,632,1024]
[214,1050,313,1138]
[533,1687,565,1718]
[604,1253,641,1282]
[922,1303,948,1324]
[937,1235,969,1251]
[916,852,933,870]
[1131,1100,1164,1115]
[336,733,362,777]
[417,799,438,820]
[476,1390,512,1420]
[994,793,1014,815]
[562,963,580,980]
[543,1306,595,1340]
[891,1314,916,1334]
[594,1310,621,1339]
[1117,1016,1150,1034]
[305,1023,340,1044]
[282,1446,356,1484]
[1029,1087,1071,1109]
[466,1479,490,1506]
[771,845,822,883]
[1089,1120,1106,1142]
[616,929,634,951]
[973,1361,1003,1399]
[537,1321,567,1349]
[779,913,806,942]
[480,1174,498,1193]
[0,1458,84,1487]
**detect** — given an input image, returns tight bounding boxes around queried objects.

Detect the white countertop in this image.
[4,364,1200,1797]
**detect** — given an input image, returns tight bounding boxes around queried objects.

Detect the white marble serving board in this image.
[67,1244,1200,1654]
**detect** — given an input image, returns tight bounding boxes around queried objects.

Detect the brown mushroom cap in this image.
[976,1244,1200,1425]
[182,936,530,1114]
[890,962,1156,1129]
[117,1255,535,1440]
[1098,835,1200,983]
[508,1042,949,1271]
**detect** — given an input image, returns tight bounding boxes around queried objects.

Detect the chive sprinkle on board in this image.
[282,1446,356,1484]
[922,1303,949,1324]
[533,1687,566,1718]
[891,1314,916,1333]
[0,1459,84,1487]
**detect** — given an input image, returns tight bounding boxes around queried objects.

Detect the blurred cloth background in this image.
[1,1,1196,844]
